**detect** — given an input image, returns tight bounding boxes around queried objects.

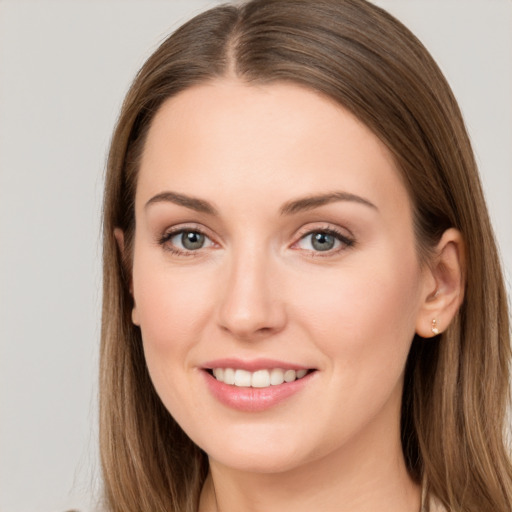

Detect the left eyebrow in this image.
[280,191,378,215]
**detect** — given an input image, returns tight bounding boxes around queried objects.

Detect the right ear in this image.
[113,228,139,326]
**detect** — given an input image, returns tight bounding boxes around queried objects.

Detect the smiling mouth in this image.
[206,368,314,388]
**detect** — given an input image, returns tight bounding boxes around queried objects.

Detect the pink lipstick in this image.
[201,358,316,412]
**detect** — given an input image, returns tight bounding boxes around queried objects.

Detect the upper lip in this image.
[201,358,313,372]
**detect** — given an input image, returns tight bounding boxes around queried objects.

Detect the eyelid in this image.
[291,223,355,254]
[156,222,355,256]
[294,222,354,238]
[157,223,219,255]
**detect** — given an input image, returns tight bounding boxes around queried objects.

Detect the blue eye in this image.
[310,232,337,251]
[160,229,214,253]
[296,230,353,253]
[177,231,206,250]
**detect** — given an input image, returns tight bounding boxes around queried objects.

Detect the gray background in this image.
[0,1,510,511]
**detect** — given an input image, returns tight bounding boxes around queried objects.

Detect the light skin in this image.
[116,80,464,512]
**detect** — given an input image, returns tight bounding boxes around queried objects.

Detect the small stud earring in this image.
[431,318,440,335]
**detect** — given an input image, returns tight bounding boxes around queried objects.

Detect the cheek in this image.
[284,250,423,445]
[131,257,220,419]
[292,249,422,366]
[131,252,218,370]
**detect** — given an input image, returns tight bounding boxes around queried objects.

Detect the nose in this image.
[216,247,287,341]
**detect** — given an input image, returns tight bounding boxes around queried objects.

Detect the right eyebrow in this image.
[280,191,378,215]
[144,191,218,215]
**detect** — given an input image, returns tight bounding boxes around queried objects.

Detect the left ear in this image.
[415,228,465,338]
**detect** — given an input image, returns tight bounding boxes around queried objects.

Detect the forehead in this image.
[136,79,411,220]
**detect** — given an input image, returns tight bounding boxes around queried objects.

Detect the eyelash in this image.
[292,227,355,257]
[158,226,214,257]
[157,225,355,257]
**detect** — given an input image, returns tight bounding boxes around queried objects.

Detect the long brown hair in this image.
[100,1,512,510]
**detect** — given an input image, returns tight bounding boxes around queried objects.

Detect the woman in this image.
[100,0,512,511]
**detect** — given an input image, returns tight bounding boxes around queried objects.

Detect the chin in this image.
[197,426,321,475]
[210,448,307,474]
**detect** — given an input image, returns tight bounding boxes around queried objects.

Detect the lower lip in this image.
[202,370,316,412]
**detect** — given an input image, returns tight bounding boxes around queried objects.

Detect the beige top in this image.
[419,474,450,512]
[428,498,447,512]
[421,486,447,512]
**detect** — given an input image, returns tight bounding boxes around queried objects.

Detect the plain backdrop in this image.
[0,1,510,511]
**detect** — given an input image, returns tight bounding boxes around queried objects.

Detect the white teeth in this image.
[234,369,252,387]
[296,369,307,379]
[223,368,235,385]
[251,369,270,388]
[211,367,310,388]
[284,369,296,382]
[270,368,285,385]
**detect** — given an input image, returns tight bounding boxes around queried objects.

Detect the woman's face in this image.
[129,80,433,474]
